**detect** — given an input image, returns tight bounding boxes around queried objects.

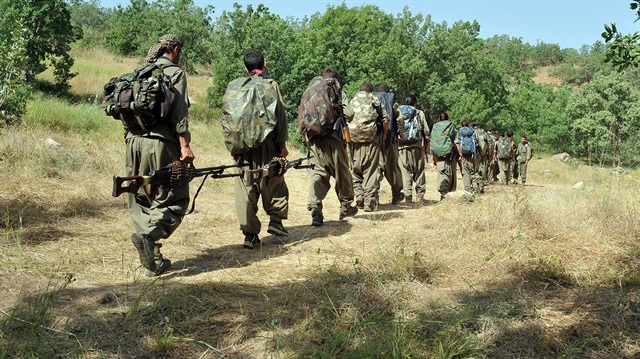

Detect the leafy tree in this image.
[550,41,612,86]
[68,0,112,48]
[0,23,31,123]
[507,81,572,152]
[208,4,297,109]
[0,0,81,89]
[105,0,214,71]
[567,72,640,166]
[602,1,640,70]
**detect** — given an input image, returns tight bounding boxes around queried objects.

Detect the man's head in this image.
[487,126,495,133]
[507,131,514,139]
[244,50,266,72]
[359,82,374,92]
[470,121,479,128]
[461,120,469,127]
[521,136,527,144]
[321,67,339,80]
[404,94,417,106]
[439,112,449,122]
[498,132,505,138]
[378,83,390,92]
[143,34,182,65]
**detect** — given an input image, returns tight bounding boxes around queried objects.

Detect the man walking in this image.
[127,34,194,276]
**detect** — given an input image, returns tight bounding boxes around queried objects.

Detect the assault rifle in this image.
[243,154,315,186]
[112,154,315,197]
[332,101,353,162]
[112,160,248,197]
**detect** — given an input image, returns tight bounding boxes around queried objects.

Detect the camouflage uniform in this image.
[348,91,388,211]
[374,92,403,204]
[397,108,430,202]
[473,126,491,182]
[496,136,513,185]
[516,141,532,185]
[431,119,457,200]
[126,56,190,244]
[303,80,356,221]
[489,133,500,181]
[454,129,483,194]
[229,74,289,236]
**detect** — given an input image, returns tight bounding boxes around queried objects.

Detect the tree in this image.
[0,22,31,123]
[208,4,297,109]
[567,72,640,166]
[106,0,214,71]
[602,1,640,70]
[0,0,81,89]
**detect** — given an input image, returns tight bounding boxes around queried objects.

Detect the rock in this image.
[95,291,117,304]
[551,152,571,163]
[44,138,62,149]
[444,190,474,202]
[572,181,584,190]
[610,166,625,176]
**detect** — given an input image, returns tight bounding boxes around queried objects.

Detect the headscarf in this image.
[141,34,182,67]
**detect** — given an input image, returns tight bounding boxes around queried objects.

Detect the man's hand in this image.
[180,145,195,164]
[279,147,289,158]
[178,133,194,164]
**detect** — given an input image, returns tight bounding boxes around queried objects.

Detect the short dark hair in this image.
[439,112,449,121]
[522,135,527,140]
[404,94,417,106]
[499,132,505,137]
[470,121,479,128]
[487,126,495,131]
[507,131,514,138]
[321,67,339,79]
[244,50,264,71]
[378,83,390,92]
[359,82,374,92]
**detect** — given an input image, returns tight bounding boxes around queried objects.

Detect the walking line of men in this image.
[123,42,532,276]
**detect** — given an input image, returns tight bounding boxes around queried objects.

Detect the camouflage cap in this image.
[142,34,182,66]
[158,34,182,48]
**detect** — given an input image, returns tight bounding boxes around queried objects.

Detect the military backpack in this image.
[475,128,489,155]
[496,137,513,160]
[103,63,175,131]
[297,77,341,137]
[398,105,421,145]
[458,126,476,157]
[430,120,455,158]
[221,76,279,154]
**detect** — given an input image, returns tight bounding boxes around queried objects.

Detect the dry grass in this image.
[1,50,640,358]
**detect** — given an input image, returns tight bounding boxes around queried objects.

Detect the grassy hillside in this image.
[1,49,639,358]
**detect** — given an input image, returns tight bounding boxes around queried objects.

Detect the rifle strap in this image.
[187,174,209,215]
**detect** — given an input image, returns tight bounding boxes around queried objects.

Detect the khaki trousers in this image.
[398,146,426,199]
[307,136,355,215]
[126,136,189,242]
[352,142,382,209]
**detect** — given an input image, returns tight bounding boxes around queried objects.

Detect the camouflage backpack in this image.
[297,77,341,137]
[103,63,175,131]
[496,137,513,160]
[430,120,455,158]
[349,91,381,143]
[475,128,489,155]
[221,76,279,154]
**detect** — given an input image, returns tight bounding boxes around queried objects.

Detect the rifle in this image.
[112,160,248,197]
[243,154,315,186]
[332,101,353,163]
